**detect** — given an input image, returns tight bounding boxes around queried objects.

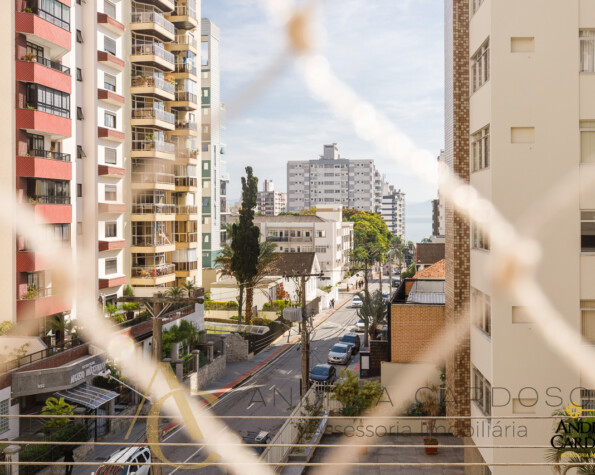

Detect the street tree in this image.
[356,289,387,347]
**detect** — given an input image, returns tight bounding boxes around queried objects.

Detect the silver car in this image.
[328,343,353,365]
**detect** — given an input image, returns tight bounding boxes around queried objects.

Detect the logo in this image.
[550,404,595,453]
[126,362,221,470]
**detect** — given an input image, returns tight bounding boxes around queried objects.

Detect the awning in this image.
[205,321,270,335]
[55,384,118,410]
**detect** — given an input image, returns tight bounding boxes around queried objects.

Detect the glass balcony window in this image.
[131,74,175,94]
[173,4,196,18]
[174,261,198,271]
[131,41,175,64]
[27,178,70,204]
[132,107,175,124]
[175,35,197,49]
[131,140,175,154]
[131,11,175,34]
[131,264,175,278]
[25,0,71,31]
[26,84,70,119]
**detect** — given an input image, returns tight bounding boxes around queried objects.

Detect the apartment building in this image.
[380,182,406,242]
[445,0,591,472]
[253,206,353,286]
[200,18,223,268]
[257,179,287,216]
[287,143,382,213]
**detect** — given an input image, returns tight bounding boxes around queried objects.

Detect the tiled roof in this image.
[412,259,445,279]
[267,252,317,276]
[416,243,445,265]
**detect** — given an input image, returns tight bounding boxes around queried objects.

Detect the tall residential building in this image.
[432,150,446,237]
[381,182,406,242]
[200,18,222,268]
[257,180,287,216]
[445,1,590,472]
[287,143,381,213]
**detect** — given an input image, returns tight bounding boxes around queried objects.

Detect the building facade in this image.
[257,180,287,216]
[445,0,590,472]
[287,143,382,213]
[381,182,406,242]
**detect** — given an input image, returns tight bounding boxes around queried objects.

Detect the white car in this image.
[356,319,366,333]
[94,446,151,475]
[352,296,363,308]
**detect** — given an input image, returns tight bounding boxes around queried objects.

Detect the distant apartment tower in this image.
[381,182,406,242]
[432,150,446,237]
[200,18,223,267]
[257,180,287,216]
[287,144,381,213]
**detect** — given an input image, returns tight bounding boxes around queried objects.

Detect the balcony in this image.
[16,287,69,321]
[16,58,71,93]
[173,62,197,77]
[98,202,126,214]
[97,51,125,71]
[131,43,175,71]
[174,232,198,248]
[175,148,198,162]
[97,12,125,34]
[131,139,175,161]
[175,176,198,190]
[131,264,176,286]
[131,11,175,42]
[98,126,126,142]
[131,235,175,253]
[17,108,71,137]
[17,251,50,273]
[266,236,313,243]
[98,89,125,106]
[98,240,126,252]
[98,165,125,177]
[15,11,70,54]
[165,5,198,30]
[17,152,71,181]
[165,35,198,53]
[169,91,197,110]
[131,74,175,101]
[99,276,127,289]
[169,121,197,136]
[131,171,175,191]
[131,203,176,221]
[131,107,175,130]
[175,205,198,218]
[134,0,175,13]
[174,260,198,277]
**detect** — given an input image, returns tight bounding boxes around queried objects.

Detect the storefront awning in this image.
[55,384,118,410]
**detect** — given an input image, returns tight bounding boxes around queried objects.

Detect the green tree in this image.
[331,369,384,416]
[245,240,280,321]
[165,286,185,298]
[41,396,74,430]
[0,321,15,336]
[49,315,73,345]
[356,289,387,347]
[401,262,417,279]
[181,280,197,297]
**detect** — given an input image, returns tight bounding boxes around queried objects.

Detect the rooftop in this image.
[407,280,446,305]
[415,242,445,265]
[267,252,318,276]
[254,215,329,223]
[412,259,445,279]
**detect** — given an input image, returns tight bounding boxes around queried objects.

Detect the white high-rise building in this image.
[287,143,381,213]
[381,183,406,242]
[257,180,287,216]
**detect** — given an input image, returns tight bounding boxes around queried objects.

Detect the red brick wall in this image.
[390,305,444,362]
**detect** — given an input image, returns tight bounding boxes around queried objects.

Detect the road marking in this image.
[287,370,293,375]
[246,403,255,410]
[167,426,229,475]
[269,384,275,391]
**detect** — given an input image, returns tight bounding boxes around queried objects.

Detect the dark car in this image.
[243,431,271,455]
[340,333,361,354]
[309,364,337,388]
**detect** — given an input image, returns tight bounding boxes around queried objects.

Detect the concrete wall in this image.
[224,333,250,362]
[189,355,226,391]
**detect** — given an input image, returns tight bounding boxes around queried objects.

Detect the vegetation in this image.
[41,397,74,430]
[0,321,15,336]
[204,300,239,310]
[262,300,292,311]
[161,320,202,359]
[415,384,444,444]
[293,397,323,453]
[356,289,387,347]
[400,262,417,279]
[321,285,333,293]
[49,315,74,344]
[123,284,134,297]
[251,316,274,326]
[331,369,384,416]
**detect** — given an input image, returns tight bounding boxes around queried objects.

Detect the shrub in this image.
[252,317,273,326]
[262,302,271,310]
[321,285,333,293]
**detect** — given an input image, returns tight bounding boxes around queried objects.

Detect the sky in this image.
[202,0,444,240]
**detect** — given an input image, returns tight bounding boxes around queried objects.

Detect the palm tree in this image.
[245,240,280,323]
[49,314,73,345]
[165,286,185,298]
[181,280,197,297]
[356,289,386,348]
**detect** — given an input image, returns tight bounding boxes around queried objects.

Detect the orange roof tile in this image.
[412,259,445,280]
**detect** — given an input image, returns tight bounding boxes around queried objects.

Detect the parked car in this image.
[328,343,353,365]
[94,447,151,475]
[309,364,337,388]
[392,279,401,287]
[382,292,389,302]
[352,296,363,308]
[355,319,366,333]
[243,431,271,455]
[340,333,361,354]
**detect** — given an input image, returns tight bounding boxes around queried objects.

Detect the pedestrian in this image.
[63,446,74,475]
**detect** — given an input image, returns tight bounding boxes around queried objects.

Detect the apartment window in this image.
[0,399,8,433]
[472,367,491,416]
[76,29,83,43]
[471,39,490,93]
[27,178,70,204]
[104,73,116,92]
[77,145,86,159]
[104,0,116,18]
[471,125,490,171]
[105,258,117,275]
[105,185,117,201]
[35,0,70,31]
[76,68,82,81]
[202,198,210,207]
[26,84,70,118]
[202,89,209,97]
[315,246,327,253]
[580,121,595,163]
[26,42,44,60]
[472,223,490,250]
[76,107,84,120]
[104,36,116,56]
[471,0,484,15]
[582,211,595,252]
[104,112,116,129]
[77,184,82,197]
[581,300,595,344]
[580,30,595,73]
[105,222,117,238]
[472,288,491,335]
[105,147,117,165]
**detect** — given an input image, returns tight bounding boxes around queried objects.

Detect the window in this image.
[105,147,117,165]
[472,367,491,416]
[202,89,209,97]
[76,68,82,81]
[0,399,8,433]
[104,73,116,92]
[315,246,327,253]
[76,29,83,43]
[204,235,209,243]
[104,36,116,56]
[472,288,491,335]
[471,125,490,171]
[202,198,210,207]
[105,185,117,201]
[77,107,84,120]
[26,84,70,118]
[105,258,117,275]
[77,146,86,159]
[104,0,116,18]
[471,39,490,93]
[77,184,82,197]
[471,0,484,15]
[104,112,116,128]
[581,30,595,73]
[27,178,70,204]
[105,222,117,238]
[36,0,70,31]
[26,42,44,60]
[582,211,595,252]
[472,223,490,250]
[77,222,83,235]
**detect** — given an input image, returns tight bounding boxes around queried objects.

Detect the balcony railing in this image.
[28,149,71,162]
[24,56,71,75]
[173,5,197,18]
[131,11,175,34]
[266,236,313,243]
[131,171,175,185]
[132,140,175,153]
[175,121,197,131]
[0,338,83,374]
[28,7,70,31]
[174,261,198,271]
[18,286,55,300]
[28,102,70,119]
[175,91,197,103]
[176,205,198,214]
[131,203,176,215]
[174,232,197,243]
[175,177,197,187]
[131,75,175,94]
[132,107,175,124]
[175,63,196,75]
[131,264,175,278]
[131,43,175,64]
[131,235,172,247]
[174,35,197,49]
[176,148,198,158]
[29,195,70,205]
